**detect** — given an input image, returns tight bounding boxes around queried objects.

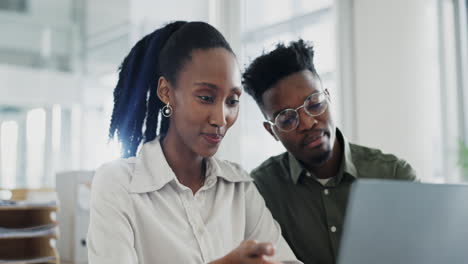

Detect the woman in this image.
[87,21,301,264]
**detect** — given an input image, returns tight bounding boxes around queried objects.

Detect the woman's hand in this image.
[210,240,282,264]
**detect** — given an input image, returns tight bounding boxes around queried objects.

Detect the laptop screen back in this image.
[337,180,468,264]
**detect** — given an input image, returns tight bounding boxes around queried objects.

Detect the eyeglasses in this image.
[266,90,329,132]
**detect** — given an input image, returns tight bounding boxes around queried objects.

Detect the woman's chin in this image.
[197,145,219,158]
[201,149,218,158]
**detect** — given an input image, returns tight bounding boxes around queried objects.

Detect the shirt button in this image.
[324,189,329,195]
[331,226,337,233]
[305,172,311,177]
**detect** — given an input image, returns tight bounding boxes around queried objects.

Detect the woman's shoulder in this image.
[92,157,137,193]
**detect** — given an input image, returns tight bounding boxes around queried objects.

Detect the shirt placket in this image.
[321,184,344,260]
[181,190,213,263]
[306,169,345,256]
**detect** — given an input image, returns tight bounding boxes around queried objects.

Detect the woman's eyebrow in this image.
[194,82,242,92]
[194,82,218,89]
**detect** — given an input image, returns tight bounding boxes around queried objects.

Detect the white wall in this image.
[0,64,81,107]
[351,0,443,180]
[129,0,210,36]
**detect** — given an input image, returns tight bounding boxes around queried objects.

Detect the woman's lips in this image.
[201,134,223,144]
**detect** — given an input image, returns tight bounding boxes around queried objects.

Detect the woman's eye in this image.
[227,94,240,106]
[228,98,240,106]
[198,95,214,103]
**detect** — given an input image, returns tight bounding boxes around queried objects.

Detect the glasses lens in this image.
[304,92,328,116]
[275,109,299,132]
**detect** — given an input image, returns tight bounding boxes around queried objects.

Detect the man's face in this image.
[261,70,337,166]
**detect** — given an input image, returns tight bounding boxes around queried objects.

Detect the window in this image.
[26,108,46,188]
[452,0,468,181]
[0,105,79,188]
[429,0,468,182]
[1,121,18,188]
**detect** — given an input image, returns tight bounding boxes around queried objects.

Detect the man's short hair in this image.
[242,39,319,108]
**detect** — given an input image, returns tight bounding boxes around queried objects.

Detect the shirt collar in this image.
[129,139,251,193]
[340,129,358,179]
[288,151,304,184]
[288,128,358,184]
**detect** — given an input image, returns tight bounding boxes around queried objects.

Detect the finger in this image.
[250,255,281,264]
[248,242,275,258]
[261,254,283,264]
[263,261,282,264]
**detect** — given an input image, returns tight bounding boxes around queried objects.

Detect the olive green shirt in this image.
[251,129,417,264]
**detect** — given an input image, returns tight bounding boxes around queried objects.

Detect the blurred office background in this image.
[0,0,467,189]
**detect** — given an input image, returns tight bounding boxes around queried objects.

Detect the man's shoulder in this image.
[349,143,417,180]
[349,143,401,163]
[251,152,289,181]
[250,152,293,203]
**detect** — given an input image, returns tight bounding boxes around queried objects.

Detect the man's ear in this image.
[157,76,171,105]
[263,121,279,141]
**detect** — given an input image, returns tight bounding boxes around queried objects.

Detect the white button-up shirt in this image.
[87,139,301,264]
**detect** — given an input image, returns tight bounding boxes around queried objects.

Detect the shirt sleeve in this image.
[87,163,138,264]
[395,159,419,181]
[244,180,302,264]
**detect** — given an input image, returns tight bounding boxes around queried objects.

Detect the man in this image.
[242,39,417,264]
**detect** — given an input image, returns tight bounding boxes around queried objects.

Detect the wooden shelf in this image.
[0,189,60,264]
[0,236,59,263]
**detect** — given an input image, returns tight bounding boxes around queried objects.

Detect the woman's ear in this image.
[263,121,279,141]
[157,76,171,104]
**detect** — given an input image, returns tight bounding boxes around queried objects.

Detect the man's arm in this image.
[395,159,418,181]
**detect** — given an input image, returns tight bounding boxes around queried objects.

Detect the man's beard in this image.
[309,149,333,166]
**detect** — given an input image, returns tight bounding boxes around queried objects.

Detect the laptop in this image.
[337,180,468,264]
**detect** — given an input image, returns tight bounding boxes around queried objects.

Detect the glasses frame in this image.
[266,90,330,132]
